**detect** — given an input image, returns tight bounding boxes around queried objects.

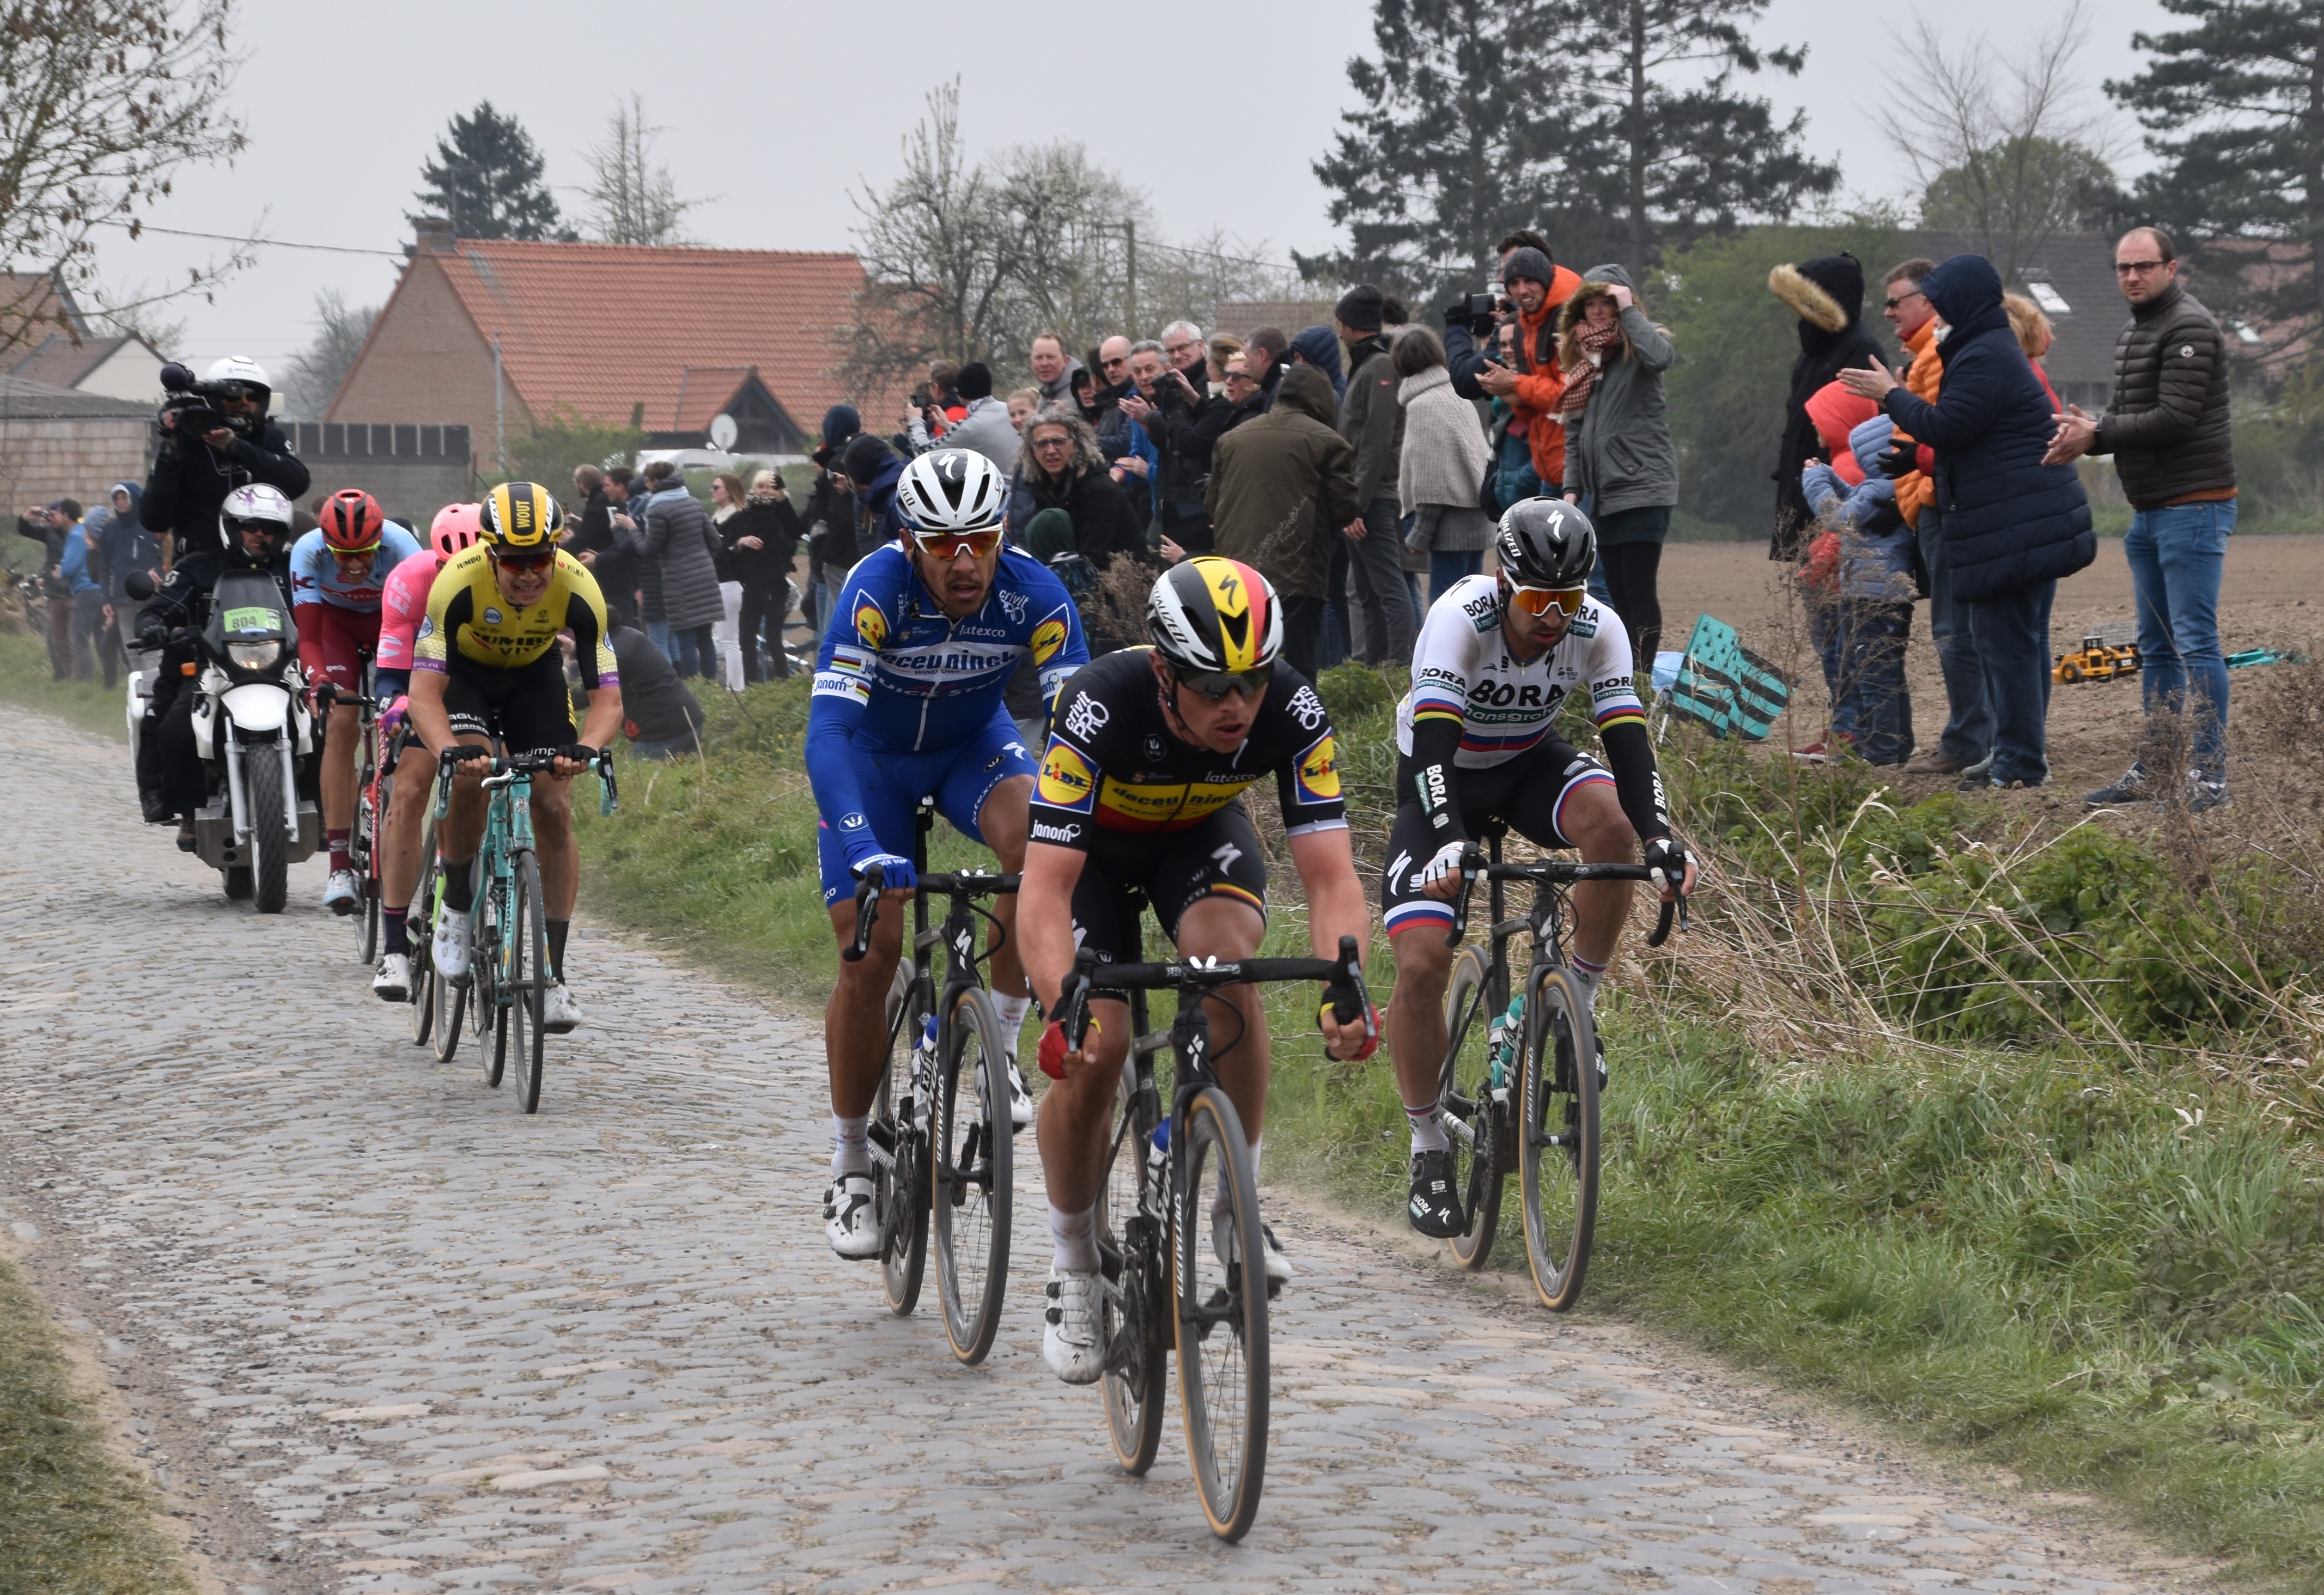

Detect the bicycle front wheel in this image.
[503,849,549,1115]
[479,874,507,1089]
[354,773,382,963]
[1439,946,1504,1270]
[1100,1061,1166,1475]
[933,987,1011,1365]
[875,964,932,1317]
[1172,1086,1269,1543]
[1518,965,1600,1311]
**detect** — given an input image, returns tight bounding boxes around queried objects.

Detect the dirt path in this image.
[0,701,2228,1593]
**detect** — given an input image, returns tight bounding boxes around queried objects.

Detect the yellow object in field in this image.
[2054,633,2142,684]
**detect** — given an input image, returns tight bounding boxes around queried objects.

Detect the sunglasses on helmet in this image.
[910,526,1002,560]
[1506,581,1587,617]
[489,545,558,573]
[1173,661,1275,702]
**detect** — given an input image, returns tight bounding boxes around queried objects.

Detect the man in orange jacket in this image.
[1882,257,1991,777]
[1474,246,1584,490]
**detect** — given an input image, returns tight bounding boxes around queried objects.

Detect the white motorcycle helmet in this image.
[220,483,294,558]
[204,354,273,410]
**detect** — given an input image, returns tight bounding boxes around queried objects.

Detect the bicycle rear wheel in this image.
[1100,1061,1167,1476]
[1518,965,1600,1311]
[1439,946,1504,1270]
[875,964,932,1317]
[355,786,380,964]
[502,849,549,1114]
[1172,1086,1268,1543]
[933,987,1011,1364]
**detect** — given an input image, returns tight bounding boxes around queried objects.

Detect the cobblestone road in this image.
[0,704,2213,1594]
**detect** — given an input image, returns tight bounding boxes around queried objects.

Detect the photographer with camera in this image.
[1441,240,1583,500]
[139,356,310,564]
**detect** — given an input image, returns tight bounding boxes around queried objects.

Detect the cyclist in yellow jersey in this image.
[408,482,623,1032]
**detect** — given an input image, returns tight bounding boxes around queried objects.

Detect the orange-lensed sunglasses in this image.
[1507,582,1586,617]
[911,527,1003,560]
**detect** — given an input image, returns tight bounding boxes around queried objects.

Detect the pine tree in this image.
[2109,0,2324,332]
[1567,0,1836,282]
[1305,0,1601,302]
[410,101,567,242]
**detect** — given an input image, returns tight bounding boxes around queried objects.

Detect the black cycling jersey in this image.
[1027,647,1348,849]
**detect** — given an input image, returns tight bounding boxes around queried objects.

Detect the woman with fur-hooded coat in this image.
[1769,253,1884,561]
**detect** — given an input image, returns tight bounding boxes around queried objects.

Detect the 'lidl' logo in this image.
[855,601,888,650]
[1037,739,1097,814]
[1295,733,1342,804]
[1030,617,1066,666]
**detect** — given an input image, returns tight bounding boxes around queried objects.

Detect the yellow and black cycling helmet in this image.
[478,480,564,551]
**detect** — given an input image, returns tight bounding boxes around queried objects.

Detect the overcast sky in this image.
[92,0,2170,377]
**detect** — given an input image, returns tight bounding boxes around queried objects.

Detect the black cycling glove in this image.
[1641,837,1691,894]
[557,742,600,766]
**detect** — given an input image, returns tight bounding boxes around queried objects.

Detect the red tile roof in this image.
[422,240,875,435]
[8,333,135,389]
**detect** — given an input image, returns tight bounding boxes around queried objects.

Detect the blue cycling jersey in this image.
[807,543,1090,849]
[288,524,423,613]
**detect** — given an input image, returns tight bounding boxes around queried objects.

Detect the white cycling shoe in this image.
[823,1173,881,1260]
[372,953,411,1003]
[978,1052,1036,1131]
[1042,1268,1105,1385]
[324,869,360,915]
[432,910,471,984]
[1212,1210,1297,1294]
[541,981,583,1034]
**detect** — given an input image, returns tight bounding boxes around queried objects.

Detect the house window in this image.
[2023,281,2071,315]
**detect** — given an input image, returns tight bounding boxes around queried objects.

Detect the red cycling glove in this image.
[1037,1016,1100,1080]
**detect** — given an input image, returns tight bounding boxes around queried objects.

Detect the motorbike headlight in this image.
[227,638,281,670]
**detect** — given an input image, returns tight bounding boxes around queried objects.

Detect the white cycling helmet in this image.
[895,448,1007,537]
[204,354,272,401]
[220,482,294,545]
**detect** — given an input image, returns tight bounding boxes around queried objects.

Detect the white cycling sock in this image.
[1569,953,1608,1012]
[992,993,1031,1055]
[1213,1137,1264,1218]
[831,1113,871,1178]
[1049,1201,1099,1272]
[1404,1100,1451,1154]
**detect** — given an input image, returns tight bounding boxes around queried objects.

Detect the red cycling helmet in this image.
[429,501,484,563]
[319,488,386,553]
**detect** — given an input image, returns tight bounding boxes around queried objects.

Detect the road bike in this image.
[431,747,617,1113]
[1435,827,1682,1310]
[346,685,388,963]
[845,797,1017,1365]
[1055,922,1371,1543]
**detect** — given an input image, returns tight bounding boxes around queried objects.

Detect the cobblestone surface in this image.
[0,703,2218,1594]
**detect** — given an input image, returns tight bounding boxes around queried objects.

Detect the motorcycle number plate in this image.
[222,606,276,633]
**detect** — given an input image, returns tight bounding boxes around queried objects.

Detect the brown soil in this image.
[1656,533,2324,791]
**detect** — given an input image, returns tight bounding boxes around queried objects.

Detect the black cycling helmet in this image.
[1494,497,1596,588]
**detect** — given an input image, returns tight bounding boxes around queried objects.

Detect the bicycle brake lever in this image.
[842,867,883,963]
[597,750,619,817]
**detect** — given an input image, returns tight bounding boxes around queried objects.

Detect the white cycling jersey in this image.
[1393,574,1647,766]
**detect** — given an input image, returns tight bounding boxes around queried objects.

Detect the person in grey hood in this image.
[1030,332,1083,406]
[908,361,1020,473]
[1556,263,1677,660]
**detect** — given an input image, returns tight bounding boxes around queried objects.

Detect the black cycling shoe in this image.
[1407,1148,1467,1239]
[139,788,171,824]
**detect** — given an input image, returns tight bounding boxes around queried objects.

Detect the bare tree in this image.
[0,0,249,361]
[1875,0,2121,278]
[579,96,703,246]
[280,289,380,419]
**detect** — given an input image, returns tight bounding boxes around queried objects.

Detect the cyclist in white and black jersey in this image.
[1381,500,1696,1237]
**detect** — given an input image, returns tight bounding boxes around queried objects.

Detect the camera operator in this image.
[1118,321,1218,555]
[139,356,311,563]
[1441,238,1582,498]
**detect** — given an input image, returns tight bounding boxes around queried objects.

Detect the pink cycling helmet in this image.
[430,501,484,562]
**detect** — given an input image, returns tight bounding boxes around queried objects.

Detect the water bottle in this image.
[1145,1118,1170,1202]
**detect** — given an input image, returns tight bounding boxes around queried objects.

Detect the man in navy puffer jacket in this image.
[1839,254,2093,789]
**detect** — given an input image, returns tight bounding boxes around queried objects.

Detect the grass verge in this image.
[504,667,2324,1588]
[0,632,129,743]
[0,1253,192,1595]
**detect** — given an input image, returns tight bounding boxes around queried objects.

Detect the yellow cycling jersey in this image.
[412,545,618,690]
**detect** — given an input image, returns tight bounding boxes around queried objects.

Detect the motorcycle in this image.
[124,569,320,912]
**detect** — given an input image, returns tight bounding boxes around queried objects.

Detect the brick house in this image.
[0,374,156,527]
[2,272,168,404]
[330,222,883,470]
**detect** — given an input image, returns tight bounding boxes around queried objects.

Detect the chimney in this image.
[413,217,456,254]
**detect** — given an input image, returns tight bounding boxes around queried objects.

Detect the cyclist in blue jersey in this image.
[288,488,425,913]
[809,448,1091,1259]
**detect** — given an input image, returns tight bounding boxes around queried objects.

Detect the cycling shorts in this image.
[1068,802,1269,1003]
[1380,731,1614,936]
[303,601,380,693]
[816,711,1037,906]
[441,651,576,755]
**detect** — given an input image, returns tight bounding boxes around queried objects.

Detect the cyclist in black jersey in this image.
[1020,557,1377,1384]
[1382,500,1695,1237]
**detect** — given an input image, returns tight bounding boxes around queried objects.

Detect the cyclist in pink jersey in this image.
[370,503,483,1000]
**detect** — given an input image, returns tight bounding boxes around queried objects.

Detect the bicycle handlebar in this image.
[1444,850,1687,949]
[1061,934,1373,1050]
[434,745,619,818]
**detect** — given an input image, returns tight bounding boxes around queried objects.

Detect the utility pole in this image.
[1124,219,1137,335]
[492,334,506,477]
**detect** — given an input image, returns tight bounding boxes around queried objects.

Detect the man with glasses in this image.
[1376,500,1694,1238]
[1119,321,1218,555]
[2045,227,2238,813]
[1018,556,1376,1382]
[807,448,1090,1261]
[1091,335,1136,445]
[410,482,623,1034]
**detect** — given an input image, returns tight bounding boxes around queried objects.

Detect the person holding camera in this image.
[139,356,311,563]
[1447,248,1584,504]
